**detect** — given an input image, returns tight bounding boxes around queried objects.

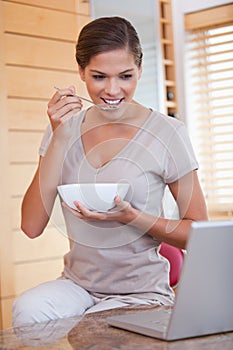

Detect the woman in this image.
[13,16,208,326]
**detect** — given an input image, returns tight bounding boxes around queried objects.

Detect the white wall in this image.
[90,0,161,110]
[172,0,232,121]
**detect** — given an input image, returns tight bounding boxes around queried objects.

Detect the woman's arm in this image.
[21,138,69,238]
[21,86,82,238]
[127,170,208,249]
[63,170,208,249]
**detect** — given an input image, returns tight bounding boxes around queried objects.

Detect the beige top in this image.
[39,109,198,305]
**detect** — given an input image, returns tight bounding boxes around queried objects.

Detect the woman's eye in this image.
[93,75,105,80]
[120,74,133,80]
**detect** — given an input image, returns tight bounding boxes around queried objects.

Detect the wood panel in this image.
[8,99,48,131]
[77,10,90,31]
[76,0,90,15]
[158,0,178,118]
[5,33,77,71]
[14,259,64,295]
[9,131,43,163]
[7,66,89,101]
[0,0,15,328]
[1,0,90,329]
[185,3,233,30]
[10,195,66,231]
[10,164,37,196]
[13,227,69,263]
[7,0,78,12]
[10,196,22,231]
[3,1,79,41]
[7,66,79,99]
[0,298,15,329]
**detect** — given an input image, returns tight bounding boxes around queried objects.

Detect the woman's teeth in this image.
[102,98,123,106]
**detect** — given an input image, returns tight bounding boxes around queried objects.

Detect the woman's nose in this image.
[104,78,121,96]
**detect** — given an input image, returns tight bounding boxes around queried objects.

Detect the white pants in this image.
[12,278,159,327]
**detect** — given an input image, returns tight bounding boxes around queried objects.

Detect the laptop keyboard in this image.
[145,308,172,331]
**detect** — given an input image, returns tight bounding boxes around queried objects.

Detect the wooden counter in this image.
[0,306,233,349]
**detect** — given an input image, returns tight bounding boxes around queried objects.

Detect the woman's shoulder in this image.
[145,110,185,139]
[151,110,184,128]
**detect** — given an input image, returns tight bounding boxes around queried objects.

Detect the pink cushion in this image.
[159,243,184,287]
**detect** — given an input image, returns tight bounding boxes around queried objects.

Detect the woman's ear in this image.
[78,65,85,81]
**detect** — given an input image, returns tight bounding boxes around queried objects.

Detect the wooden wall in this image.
[0,0,90,329]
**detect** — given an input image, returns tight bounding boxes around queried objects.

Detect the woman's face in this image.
[78,48,142,108]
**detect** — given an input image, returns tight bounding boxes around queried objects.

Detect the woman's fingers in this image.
[48,94,82,119]
[74,201,108,221]
[113,195,130,211]
[61,195,133,225]
[62,201,107,221]
[47,86,83,133]
[49,99,82,121]
[49,86,76,106]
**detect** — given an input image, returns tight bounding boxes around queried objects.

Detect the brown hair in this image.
[76,16,143,69]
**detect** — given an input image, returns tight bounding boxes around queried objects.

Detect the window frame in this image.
[184,4,233,220]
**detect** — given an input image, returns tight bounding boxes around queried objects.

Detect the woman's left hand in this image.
[62,195,137,225]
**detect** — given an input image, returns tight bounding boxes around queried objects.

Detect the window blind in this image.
[185,5,233,219]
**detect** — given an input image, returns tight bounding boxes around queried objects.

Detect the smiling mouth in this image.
[100,97,124,107]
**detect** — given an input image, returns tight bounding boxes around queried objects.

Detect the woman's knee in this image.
[12,279,94,326]
[12,290,45,326]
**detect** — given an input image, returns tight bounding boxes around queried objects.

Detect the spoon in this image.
[54,86,119,111]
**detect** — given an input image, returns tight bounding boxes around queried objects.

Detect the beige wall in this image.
[0,0,90,329]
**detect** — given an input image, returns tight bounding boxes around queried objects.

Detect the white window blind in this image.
[185,5,233,219]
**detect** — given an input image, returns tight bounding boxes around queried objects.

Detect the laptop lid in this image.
[166,220,233,340]
[107,220,233,341]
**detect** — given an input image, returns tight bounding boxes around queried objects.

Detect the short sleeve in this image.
[163,123,198,183]
[39,124,53,157]
[38,109,87,157]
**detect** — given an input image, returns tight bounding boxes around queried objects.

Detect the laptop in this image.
[107,220,233,341]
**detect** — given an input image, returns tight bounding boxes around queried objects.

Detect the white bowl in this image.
[57,183,129,212]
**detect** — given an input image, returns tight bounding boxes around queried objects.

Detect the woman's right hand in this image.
[47,85,83,139]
